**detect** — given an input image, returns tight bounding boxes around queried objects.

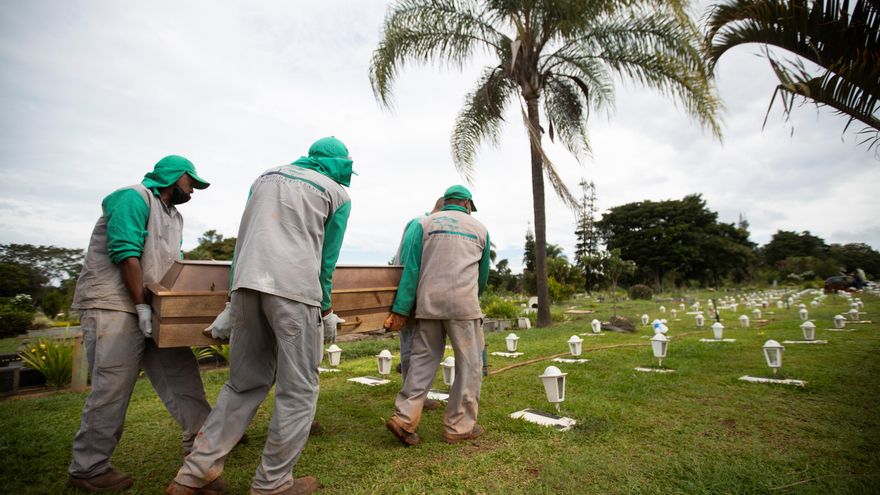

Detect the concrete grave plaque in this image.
[510,408,576,431]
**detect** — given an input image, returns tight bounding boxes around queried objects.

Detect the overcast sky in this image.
[1,1,877,273]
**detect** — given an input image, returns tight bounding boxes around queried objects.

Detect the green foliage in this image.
[19,338,73,388]
[5,294,34,312]
[762,230,829,266]
[628,284,654,300]
[41,290,63,319]
[828,242,880,278]
[185,230,237,260]
[191,346,215,361]
[706,0,880,149]
[547,277,575,303]
[0,312,32,338]
[209,344,230,363]
[481,294,522,319]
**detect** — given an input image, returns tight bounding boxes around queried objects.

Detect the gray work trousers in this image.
[69,309,211,478]
[392,319,483,437]
[398,324,415,381]
[175,289,322,493]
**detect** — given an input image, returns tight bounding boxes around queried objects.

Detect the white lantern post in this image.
[376,349,393,376]
[539,365,567,412]
[670,309,677,319]
[695,314,705,327]
[641,314,650,326]
[776,300,784,309]
[834,314,846,329]
[739,314,750,328]
[659,305,666,313]
[651,333,669,368]
[800,321,816,341]
[326,344,342,367]
[799,308,809,321]
[590,319,602,334]
[711,322,724,340]
[752,308,762,320]
[505,333,520,352]
[568,335,583,356]
[849,308,859,321]
[762,340,784,375]
[440,356,455,386]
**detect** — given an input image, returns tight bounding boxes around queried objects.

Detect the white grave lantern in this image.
[641,314,650,326]
[695,314,705,327]
[762,340,784,375]
[376,349,393,376]
[855,298,864,309]
[810,300,819,308]
[798,303,806,310]
[800,321,816,341]
[739,314,750,328]
[505,333,520,352]
[539,365,567,411]
[834,314,846,329]
[849,308,859,321]
[799,308,809,321]
[776,301,784,309]
[568,335,584,356]
[679,303,685,311]
[711,322,724,340]
[659,305,666,313]
[752,308,762,320]
[326,344,342,367]
[590,319,602,333]
[440,356,455,386]
[651,333,669,367]
[670,309,677,318]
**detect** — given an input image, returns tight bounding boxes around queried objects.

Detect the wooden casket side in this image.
[149,261,403,347]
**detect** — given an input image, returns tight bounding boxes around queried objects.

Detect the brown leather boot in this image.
[444,424,484,444]
[164,477,227,495]
[67,467,133,492]
[385,416,420,446]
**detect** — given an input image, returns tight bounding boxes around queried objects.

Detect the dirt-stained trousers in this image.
[174,288,322,493]
[392,319,484,437]
[69,309,211,478]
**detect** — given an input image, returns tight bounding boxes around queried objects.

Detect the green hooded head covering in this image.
[292,136,355,187]
[141,155,210,191]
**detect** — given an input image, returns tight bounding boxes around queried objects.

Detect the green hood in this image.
[141,155,210,191]
[292,136,354,187]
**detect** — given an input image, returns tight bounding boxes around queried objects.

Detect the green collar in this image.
[442,204,469,214]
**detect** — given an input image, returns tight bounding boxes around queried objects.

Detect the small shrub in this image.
[209,344,230,363]
[191,346,216,361]
[628,284,654,300]
[19,338,73,388]
[547,278,576,303]
[481,294,522,319]
[0,311,34,338]
[31,313,53,330]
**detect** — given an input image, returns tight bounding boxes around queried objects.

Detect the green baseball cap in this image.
[443,184,477,211]
[142,155,210,190]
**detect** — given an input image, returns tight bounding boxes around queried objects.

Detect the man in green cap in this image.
[384,185,490,446]
[67,155,213,492]
[166,137,353,495]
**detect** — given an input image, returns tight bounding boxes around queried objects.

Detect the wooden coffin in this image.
[147,261,402,347]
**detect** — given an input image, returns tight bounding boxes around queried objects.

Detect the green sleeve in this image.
[103,188,149,264]
[478,232,491,296]
[319,200,351,311]
[391,221,423,316]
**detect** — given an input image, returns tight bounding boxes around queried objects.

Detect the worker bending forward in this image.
[68,156,212,492]
[166,137,352,495]
[385,185,490,445]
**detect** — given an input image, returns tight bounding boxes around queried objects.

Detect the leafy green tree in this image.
[706,0,880,148]
[370,0,721,326]
[0,244,83,283]
[0,262,46,299]
[762,230,829,266]
[184,230,237,260]
[574,179,600,293]
[41,290,64,319]
[828,242,880,278]
[592,249,636,316]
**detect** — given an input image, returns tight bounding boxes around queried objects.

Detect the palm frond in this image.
[543,76,591,161]
[451,66,519,181]
[370,0,503,108]
[519,104,578,209]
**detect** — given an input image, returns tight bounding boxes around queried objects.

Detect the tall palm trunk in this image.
[526,96,551,327]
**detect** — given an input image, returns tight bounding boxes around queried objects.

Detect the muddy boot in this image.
[67,467,133,492]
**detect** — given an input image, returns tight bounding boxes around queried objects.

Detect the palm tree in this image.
[705,0,880,149]
[370,0,721,326]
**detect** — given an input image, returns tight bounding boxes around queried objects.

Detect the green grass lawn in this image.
[1,290,878,494]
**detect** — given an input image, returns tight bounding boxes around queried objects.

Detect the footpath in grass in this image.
[0,290,878,494]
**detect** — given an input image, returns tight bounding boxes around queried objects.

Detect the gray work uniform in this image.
[175,164,349,493]
[69,184,211,478]
[391,214,424,380]
[392,208,488,438]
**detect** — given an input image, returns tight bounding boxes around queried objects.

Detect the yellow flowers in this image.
[18,337,74,388]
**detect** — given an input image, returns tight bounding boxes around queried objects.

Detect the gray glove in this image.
[322,312,344,344]
[206,302,232,339]
[135,304,153,338]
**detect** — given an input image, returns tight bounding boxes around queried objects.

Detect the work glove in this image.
[135,304,153,338]
[322,312,344,344]
[383,313,407,332]
[204,302,232,340]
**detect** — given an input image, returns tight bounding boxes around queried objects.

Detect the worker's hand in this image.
[135,304,153,338]
[322,312,344,344]
[383,313,407,332]
[205,302,232,340]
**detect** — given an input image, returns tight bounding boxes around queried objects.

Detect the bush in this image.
[0,311,33,338]
[19,338,73,388]
[481,294,522,319]
[547,277,575,303]
[628,284,654,300]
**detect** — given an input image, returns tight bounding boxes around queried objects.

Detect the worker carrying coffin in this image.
[384,185,491,445]
[68,155,213,492]
[166,136,353,495]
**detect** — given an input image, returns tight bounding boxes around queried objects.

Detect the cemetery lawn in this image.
[1,291,878,494]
